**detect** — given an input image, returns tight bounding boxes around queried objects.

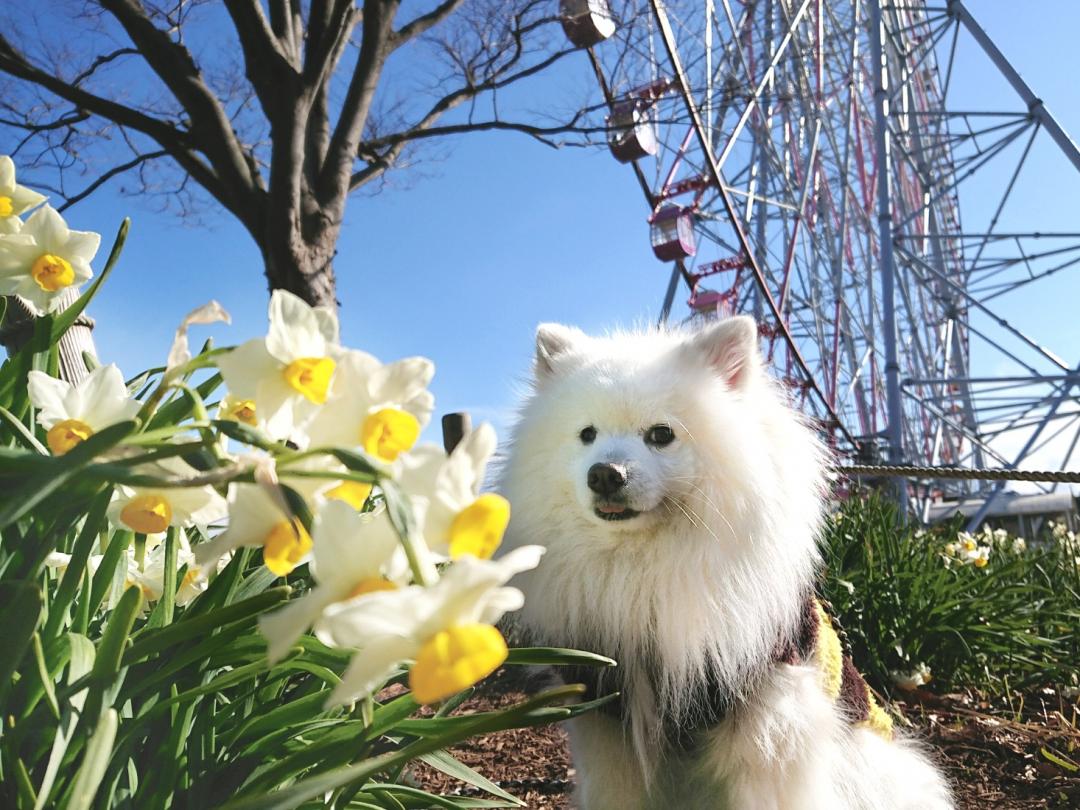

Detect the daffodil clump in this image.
[941,530,992,569]
[0,156,612,808]
[25,283,532,707]
[1048,520,1080,572]
[822,494,1080,697]
[941,525,1033,569]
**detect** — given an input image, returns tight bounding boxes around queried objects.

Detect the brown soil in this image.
[406,670,1080,809]
[898,688,1079,809]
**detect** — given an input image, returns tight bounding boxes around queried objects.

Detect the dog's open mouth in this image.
[594,502,641,521]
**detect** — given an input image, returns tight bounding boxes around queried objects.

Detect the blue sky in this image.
[11,1,1080,446]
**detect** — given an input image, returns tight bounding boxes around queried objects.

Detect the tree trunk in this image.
[1,288,97,383]
[262,215,340,309]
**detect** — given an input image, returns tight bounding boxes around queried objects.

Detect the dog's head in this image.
[504,316,826,546]
[502,318,830,752]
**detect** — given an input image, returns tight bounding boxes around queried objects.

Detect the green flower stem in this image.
[170,381,227,464]
[133,533,147,571]
[400,530,437,588]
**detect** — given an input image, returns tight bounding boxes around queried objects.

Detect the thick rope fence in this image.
[834,465,1080,484]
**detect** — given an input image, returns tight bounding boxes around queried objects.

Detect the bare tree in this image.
[0,0,599,320]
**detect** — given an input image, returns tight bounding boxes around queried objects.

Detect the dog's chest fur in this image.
[546,592,892,753]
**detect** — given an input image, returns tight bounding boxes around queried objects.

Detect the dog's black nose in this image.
[587,462,627,495]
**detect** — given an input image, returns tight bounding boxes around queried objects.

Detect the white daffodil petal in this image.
[32,206,70,254]
[197,483,288,563]
[79,365,140,428]
[326,635,419,708]
[217,338,278,400]
[169,486,228,526]
[260,588,339,664]
[461,423,498,486]
[167,300,231,372]
[0,157,44,220]
[477,586,526,625]
[302,392,360,449]
[0,156,14,190]
[309,500,399,590]
[275,455,351,502]
[192,530,241,571]
[414,546,544,638]
[266,289,331,362]
[394,433,502,556]
[0,234,39,279]
[316,586,429,649]
[312,305,339,345]
[10,183,46,216]
[397,445,449,495]
[26,371,70,428]
[367,358,435,419]
[256,375,310,440]
[63,228,101,264]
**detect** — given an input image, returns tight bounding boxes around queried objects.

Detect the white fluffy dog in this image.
[500,317,952,810]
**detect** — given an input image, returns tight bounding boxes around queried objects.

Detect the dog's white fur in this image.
[500,318,952,810]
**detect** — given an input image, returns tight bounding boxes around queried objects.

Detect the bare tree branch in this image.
[302,0,356,90]
[0,33,226,206]
[57,149,169,212]
[97,0,265,206]
[269,0,303,60]
[391,0,466,48]
[317,0,397,210]
[71,47,140,87]
[223,0,297,121]
[352,115,599,190]
[0,109,89,134]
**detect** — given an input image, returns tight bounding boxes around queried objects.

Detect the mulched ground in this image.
[406,669,1080,809]
[899,687,1080,809]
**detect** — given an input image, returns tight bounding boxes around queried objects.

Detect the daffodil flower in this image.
[315,545,543,706]
[259,499,410,662]
[0,204,99,315]
[45,550,129,609]
[127,530,228,606]
[218,394,258,426]
[891,663,931,691]
[394,424,510,560]
[108,458,227,534]
[304,350,434,462]
[216,290,342,441]
[45,550,106,580]
[193,481,314,576]
[28,365,141,455]
[957,531,977,553]
[0,156,46,233]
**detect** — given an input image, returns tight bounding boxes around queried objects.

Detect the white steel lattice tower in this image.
[564,0,1080,521]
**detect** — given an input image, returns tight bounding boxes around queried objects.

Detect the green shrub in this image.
[821,493,1080,696]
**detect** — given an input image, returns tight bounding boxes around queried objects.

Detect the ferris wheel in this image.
[559,0,1080,522]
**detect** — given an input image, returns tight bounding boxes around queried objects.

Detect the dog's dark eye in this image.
[644,424,675,447]
[579,426,597,444]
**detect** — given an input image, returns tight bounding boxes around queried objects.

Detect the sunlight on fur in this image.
[500,317,953,810]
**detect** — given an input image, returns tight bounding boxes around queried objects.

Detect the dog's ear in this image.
[687,316,760,389]
[535,323,583,379]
